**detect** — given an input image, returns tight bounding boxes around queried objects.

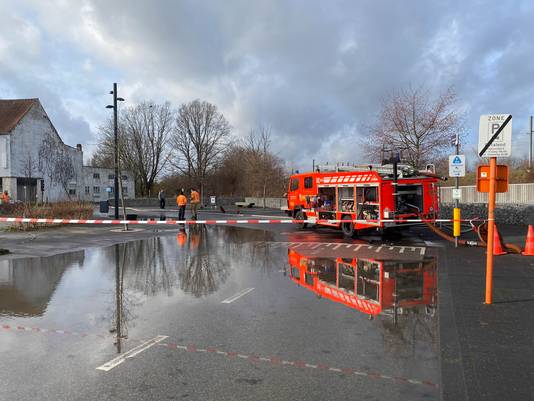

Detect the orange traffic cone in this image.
[522,225,534,256]
[493,225,507,256]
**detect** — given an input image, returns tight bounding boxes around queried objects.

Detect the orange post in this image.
[485,157,497,304]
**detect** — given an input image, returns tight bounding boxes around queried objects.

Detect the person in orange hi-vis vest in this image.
[0,190,10,205]
[190,188,200,220]
[176,190,187,221]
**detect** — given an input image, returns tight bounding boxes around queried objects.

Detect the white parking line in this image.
[221,288,255,304]
[96,335,168,372]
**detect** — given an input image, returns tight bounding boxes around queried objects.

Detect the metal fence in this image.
[245,197,287,208]
[439,183,534,204]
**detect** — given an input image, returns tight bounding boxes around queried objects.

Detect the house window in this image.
[108,174,114,180]
[121,175,128,181]
[122,186,128,193]
[304,177,313,189]
[69,189,76,195]
[85,186,90,195]
[93,186,100,193]
[93,173,100,179]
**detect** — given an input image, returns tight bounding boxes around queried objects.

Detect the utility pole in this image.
[113,83,119,219]
[106,83,124,220]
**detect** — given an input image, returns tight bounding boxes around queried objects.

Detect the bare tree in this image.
[198,126,286,198]
[54,148,76,199]
[38,132,76,199]
[38,132,58,189]
[244,127,286,206]
[93,101,173,197]
[171,99,231,202]
[366,86,463,168]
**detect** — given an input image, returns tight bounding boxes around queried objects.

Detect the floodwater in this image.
[0,225,439,399]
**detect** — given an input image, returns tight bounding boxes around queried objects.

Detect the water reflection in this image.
[0,252,84,317]
[287,248,437,323]
[109,226,233,352]
[0,226,275,325]
[177,225,230,297]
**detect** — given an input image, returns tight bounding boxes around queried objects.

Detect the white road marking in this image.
[96,335,168,372]
[353,244,363,251]
[399,247,405,253]
[221,287,255,304]
[333,244,342,250]
[375,246,383,253]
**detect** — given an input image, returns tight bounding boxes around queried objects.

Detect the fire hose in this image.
[423,218,522,254]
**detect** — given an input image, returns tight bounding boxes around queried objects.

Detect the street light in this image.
[106,83,125,219]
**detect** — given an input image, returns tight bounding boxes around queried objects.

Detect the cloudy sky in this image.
[1,0,533,169]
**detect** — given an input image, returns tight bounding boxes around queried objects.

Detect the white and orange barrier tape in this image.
[0,217,477,225]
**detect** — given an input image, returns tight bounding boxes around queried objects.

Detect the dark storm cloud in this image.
[1,0,534,167]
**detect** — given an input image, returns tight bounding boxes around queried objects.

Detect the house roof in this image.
[0,98,38,133]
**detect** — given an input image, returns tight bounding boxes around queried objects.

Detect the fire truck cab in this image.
[286,164,440,237]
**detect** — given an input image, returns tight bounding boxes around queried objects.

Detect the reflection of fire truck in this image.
[286,164,442,237]
[287,249,437,318]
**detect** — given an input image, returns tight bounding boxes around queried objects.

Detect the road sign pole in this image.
[454,134,460,248]
[485,156,497,305]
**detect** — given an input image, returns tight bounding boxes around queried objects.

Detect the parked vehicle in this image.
[286,164,442,237]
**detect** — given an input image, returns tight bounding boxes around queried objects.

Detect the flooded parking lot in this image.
[0,225,439,400]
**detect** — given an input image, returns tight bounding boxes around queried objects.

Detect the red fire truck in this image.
[287,248,437,318]
[286,164,442,237]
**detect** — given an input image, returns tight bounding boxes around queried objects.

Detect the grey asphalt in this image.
[438,223,534,401]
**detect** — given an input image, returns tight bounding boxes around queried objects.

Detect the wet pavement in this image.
[0,224,439,401]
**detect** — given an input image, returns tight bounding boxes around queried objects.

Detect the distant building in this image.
[82,166,135,202]
[0,98,135,202]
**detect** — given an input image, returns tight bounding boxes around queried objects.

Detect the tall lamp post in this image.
[106,83,124,219]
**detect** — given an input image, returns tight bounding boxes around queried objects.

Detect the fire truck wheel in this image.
[341,215,357,238]
[295,211,307,229]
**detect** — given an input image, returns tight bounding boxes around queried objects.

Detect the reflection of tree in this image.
[117,237,177,296]
[178,225,230,297]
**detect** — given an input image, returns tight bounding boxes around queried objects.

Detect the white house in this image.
[0,98,135,202]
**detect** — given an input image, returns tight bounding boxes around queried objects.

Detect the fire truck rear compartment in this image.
[396,184,423,214]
